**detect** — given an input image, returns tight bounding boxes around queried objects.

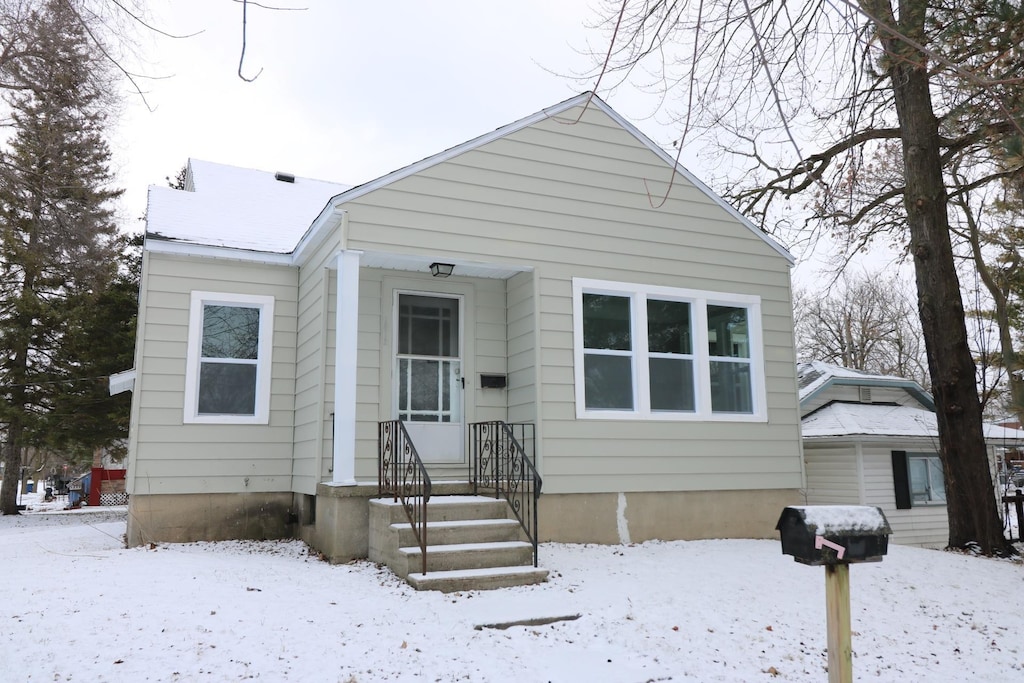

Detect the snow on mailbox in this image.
[776,505,891,566]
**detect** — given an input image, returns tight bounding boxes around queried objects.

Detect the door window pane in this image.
[710,361,752,413]
[650,358,695,411]
[648,300,691,354]
[707,305,749,358]
[584,354,633,409]
[398,295,459,357]
[583,294,631,351]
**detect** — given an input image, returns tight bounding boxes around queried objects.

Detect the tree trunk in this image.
[868,0,1013,554]
[0,419,24,515]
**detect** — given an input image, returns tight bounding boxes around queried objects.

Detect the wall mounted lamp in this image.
[429,262,455,278]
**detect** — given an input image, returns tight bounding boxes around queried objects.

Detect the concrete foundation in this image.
[538,489,801,544]
[125,486,800,557]
[126,492,295,546]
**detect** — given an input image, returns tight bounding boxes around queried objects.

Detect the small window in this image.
[184,292,275,424]
[908,453,946,504]
[892,450,945,508]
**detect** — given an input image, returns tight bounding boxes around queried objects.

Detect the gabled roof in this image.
[802,401,1024,445]
[146,159,350,254]
[146,93,794,266]
[797,361,934,411]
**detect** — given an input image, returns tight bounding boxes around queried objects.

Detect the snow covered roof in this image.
[144,93,794,265]
[145,159,350,254]
[801,401,1024,444]
[797,361,934,411]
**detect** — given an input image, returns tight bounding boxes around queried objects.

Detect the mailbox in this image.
[776,505,891,566]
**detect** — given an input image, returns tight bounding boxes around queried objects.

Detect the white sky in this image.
[112,0,691,228]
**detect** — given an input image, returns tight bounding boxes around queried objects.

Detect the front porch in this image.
[302,420,547,592]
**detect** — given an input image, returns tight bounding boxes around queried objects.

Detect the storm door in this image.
[395,293,464,462]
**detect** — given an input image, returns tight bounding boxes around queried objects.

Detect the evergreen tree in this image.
[0,0,122,514]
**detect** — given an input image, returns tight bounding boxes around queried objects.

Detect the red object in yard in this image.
[89,467,127,506]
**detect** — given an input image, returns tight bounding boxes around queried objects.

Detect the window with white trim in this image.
[184,292,275,424]
[572,278,766,421]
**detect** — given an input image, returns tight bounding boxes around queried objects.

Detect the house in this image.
[121,92,804,572]
[798,361,1024,548]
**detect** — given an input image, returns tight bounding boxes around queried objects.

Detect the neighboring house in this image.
[798,361,1024,548]
[121,92,804,561]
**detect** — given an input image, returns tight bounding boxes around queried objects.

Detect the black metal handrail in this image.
[379,420,432,575]
[469,421,541,567]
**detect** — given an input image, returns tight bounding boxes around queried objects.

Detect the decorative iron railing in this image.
[469,421,541,567]
[379,420,432,575]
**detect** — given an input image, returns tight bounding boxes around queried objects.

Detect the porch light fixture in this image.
[429,262,455,278]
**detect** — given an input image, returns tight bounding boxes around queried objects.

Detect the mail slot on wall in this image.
[776,505,892,566]
[479,374,507,389]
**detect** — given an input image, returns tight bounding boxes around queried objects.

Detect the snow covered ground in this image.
[2,492,1023,682]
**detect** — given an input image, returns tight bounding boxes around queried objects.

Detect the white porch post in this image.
[332,249,362,485]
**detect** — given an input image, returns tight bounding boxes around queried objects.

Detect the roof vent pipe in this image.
[275,171,296,183]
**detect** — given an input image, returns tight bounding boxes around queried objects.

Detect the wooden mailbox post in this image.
[776,506,892,683]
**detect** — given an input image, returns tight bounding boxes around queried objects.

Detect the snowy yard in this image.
[2,494,1023,682]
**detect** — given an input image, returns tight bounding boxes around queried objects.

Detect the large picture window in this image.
[184,292,275,424]
[573,278,766,421]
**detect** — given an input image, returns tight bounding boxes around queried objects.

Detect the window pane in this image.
[648,300,691,354]
[710,361,752,413]
[649,358,695,411]
[909,458,930,502]
[398,295,459,357]
[928,458,946,502]
[202,305,260,359]
[583,294,631,351]
[410,359,440,412]
[198,362,257,415]
[584,354,633,410]
[707,305,749,358]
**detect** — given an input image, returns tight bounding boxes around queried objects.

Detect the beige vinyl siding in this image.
[338,102,801,494]
[291,228,341,493]
[129,252,298,496]
[507,271,537,425]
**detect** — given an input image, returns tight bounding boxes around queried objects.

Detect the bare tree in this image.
[795,273,928,387]
[589,0,1024,554]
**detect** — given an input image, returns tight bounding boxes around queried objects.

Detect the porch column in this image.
[332,249,362,485]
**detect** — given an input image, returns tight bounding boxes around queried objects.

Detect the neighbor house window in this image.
[573,278,766,421]
[891,451,946,508]
[184,291,275,424]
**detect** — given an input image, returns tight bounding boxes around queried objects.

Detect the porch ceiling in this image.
[358,250,532,280]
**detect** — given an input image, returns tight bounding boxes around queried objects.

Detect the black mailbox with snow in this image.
[776,506,892,566]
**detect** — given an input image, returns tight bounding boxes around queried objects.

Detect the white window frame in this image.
[572,278,767,422]
[183,291,275,424]
[908,452,946,505]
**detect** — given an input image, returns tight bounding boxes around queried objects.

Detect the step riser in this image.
[380,502,512,524]
[399,546,534,575]
[394,524,523,547]
[407,570,548,593]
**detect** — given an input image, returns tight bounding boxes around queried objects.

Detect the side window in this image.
[892,450,945,508]
[184,292,275,424]
[908,453,946,504]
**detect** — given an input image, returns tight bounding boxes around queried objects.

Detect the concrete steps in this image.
[368,495,548,592]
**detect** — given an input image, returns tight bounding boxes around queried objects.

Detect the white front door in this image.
[394,293,464,463]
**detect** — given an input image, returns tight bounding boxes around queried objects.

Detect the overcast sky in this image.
[108,0,905,286]
[112,0,693,227]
